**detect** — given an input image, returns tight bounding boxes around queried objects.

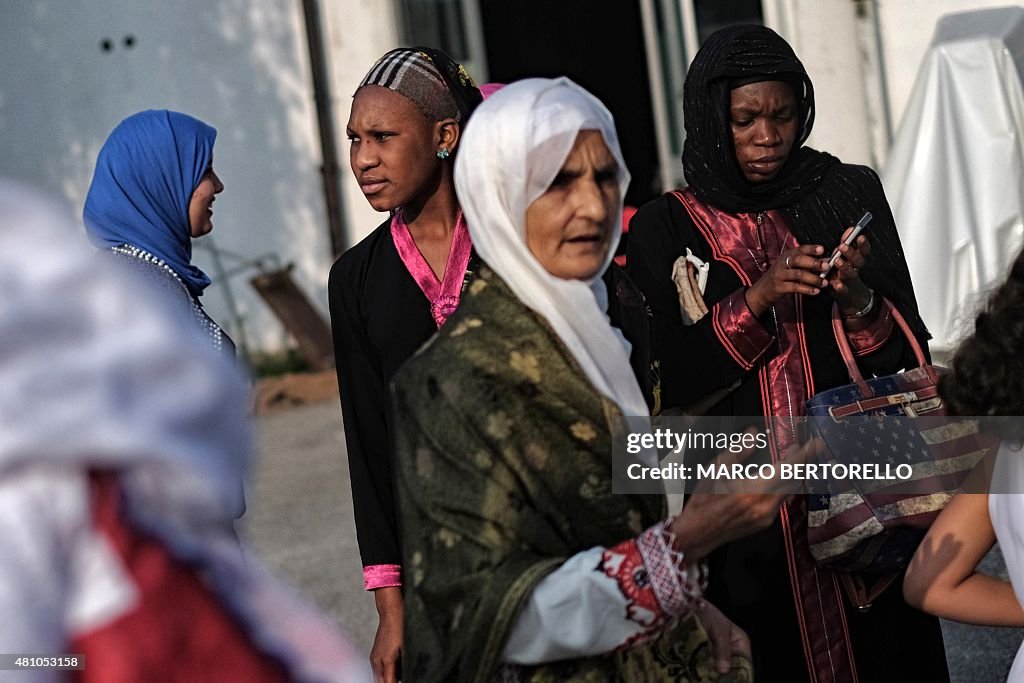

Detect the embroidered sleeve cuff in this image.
[845,297,894,356]
[601,520,707,635]
[363,564,402,591]
[711,288,773,370]
[635,519,707,616]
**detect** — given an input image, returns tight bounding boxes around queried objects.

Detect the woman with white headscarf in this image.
[0,182,368,682]
[389,78,755,682]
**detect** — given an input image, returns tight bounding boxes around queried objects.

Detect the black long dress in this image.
[627,183,949,683]
[329,218,442,584]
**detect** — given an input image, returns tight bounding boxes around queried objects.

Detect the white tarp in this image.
[884,5,1024,352]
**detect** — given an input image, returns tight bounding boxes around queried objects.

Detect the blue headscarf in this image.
[84,110,217,297]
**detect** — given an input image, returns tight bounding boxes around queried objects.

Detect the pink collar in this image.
[390,210,473,328]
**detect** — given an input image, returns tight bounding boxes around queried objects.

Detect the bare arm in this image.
[370,587,403,683]
[904,492,1024,626]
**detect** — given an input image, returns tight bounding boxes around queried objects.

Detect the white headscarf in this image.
[454,77,649,420]
[0,180,248,534]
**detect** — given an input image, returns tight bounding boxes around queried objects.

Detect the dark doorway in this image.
[693,0,764,44]
[478,0,660,207]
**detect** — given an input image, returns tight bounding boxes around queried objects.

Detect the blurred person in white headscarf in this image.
[388,78,781,682]
[0,181,369,682]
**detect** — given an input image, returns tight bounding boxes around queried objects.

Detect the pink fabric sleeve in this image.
[844,297,895,357]
[710,288,774,371]
[363,564,401,591]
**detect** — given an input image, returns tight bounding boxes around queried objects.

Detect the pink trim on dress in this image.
[674,190,749,281]
[690,199,856,681]
[711,288,774,370]
[363,564,402,591]
[692,204,808,429]
[675,190,865,681]
[391,211,473,328]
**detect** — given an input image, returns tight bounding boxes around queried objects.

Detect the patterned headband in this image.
[359,47,463,121]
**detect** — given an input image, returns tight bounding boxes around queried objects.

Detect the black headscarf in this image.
[682,25,930,341]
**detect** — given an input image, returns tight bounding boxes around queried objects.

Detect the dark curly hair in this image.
[939,247,1024,441]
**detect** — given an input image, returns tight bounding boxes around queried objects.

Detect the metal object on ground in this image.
[250,264,334,371]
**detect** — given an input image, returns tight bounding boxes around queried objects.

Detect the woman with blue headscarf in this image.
[84,109,230,354]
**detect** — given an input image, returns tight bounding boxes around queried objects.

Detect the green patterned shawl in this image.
[392,266,751,682]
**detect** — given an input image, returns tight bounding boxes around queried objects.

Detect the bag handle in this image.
[831,300,930,398]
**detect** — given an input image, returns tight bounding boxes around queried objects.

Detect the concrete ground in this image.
[241,399,1022,680]
[240,400,377,655]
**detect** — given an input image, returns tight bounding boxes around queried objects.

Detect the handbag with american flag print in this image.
[804,303,996,606]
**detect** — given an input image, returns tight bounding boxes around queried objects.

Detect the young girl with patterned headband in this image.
[327,46,482,683]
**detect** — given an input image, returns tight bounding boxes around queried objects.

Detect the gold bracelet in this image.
[843,290,875,319]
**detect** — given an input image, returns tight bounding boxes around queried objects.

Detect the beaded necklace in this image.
[110,244,226,353]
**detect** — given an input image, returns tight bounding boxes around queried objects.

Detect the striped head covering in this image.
[358,46,482,122]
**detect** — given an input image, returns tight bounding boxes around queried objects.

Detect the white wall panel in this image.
[0,0,346,354]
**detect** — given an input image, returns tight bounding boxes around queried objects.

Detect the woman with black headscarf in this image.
[627,25,947,683]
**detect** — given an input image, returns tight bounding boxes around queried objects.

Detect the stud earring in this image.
[436,147,450,160]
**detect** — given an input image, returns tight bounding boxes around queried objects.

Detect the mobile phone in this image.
[820,212,872,278]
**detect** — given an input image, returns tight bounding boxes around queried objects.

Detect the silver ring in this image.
[785,256,792,268]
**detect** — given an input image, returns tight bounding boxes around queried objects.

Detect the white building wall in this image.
[762,0,876,167]
[0,0,339,355]
[5,0,1018,353]
[761,1,1024,169]
[771,0,1024,169]
[319,0,403,247]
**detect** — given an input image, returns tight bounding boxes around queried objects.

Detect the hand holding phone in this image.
[820,212,872,278]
